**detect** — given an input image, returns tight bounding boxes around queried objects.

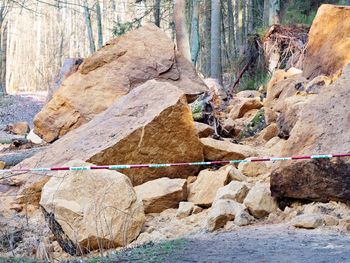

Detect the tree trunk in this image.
[154,0,161,27]
[248,0,253,33]
[190,0,200,65]
[263,0,269,27]
[96,0,103,49]
[235,0,241,55]
[242,0,247,46]
[227,0,235,58]
[269,0,280,25]
[0,19,4,96]
[210,0,222,84]
[83,1,96,54]
[174,0,191,61]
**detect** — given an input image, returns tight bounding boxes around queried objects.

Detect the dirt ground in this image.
[109,225,350,263]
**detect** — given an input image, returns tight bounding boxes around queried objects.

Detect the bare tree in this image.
[210,0,222,84]
[96,0,103,49]
[190,0,199,65]
[174,0,191,61]
[83,0,95,54]
[153,0,161,27]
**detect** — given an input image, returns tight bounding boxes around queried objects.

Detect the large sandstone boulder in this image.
[134,177,187,214]
[188,169,230,207]
[11,80,204,205]
[34,24,207,142]
[40,160,145,255]
[271,65,350,202]
[302,5,350,80]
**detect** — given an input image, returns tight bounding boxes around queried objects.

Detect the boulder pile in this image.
[2,4,350,259]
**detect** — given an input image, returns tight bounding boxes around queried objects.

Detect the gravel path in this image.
[111,225,350,263]
[0,94,45,129]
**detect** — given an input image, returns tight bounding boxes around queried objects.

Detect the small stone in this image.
[214,181,250,204]
[292,214,324,229]
[6,122,30,135]
[0,161,5,169]
[234,209,254,226]
[238,161,269,177]
[322,215,339,226]
[188,169,229,207]
[176,202,195,218]
[206,199,247,232]
[192,206,203,214]
[224,165,249,182]
[194,122,214,138]
[27,129,43,144]
[243,182,278,218]
[135,177,187,214]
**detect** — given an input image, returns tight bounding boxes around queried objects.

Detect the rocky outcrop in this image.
[201,138,259,161]
[40,160,145,255]
[302,4,350,79]
[11,80,204,205]
[34,24,207,142]
[188,169,230,207]
[271,65,350,202]
[134,177,187,213]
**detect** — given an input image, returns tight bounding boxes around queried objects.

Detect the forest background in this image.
[0,0,349,96]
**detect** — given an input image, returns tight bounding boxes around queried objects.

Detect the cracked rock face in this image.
[34,24,207,143]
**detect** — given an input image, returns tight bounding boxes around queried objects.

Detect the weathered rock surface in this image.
[238,161,269,178]
[40,160,145,255]
[271,64,350,202]
[0,161,5,169]
[302,4,350,79]
[206,199,249,231]
[11,80,204,205]
[34,24,207,142]
[244,182,278,218]
[176,202,195,218]
[135,177,187,214]
[188,169,230,207]
[214,181,249,204]
[194,122,214,138]
[228,97,263,120]
[291,215,324,229]
[201,138,259,161]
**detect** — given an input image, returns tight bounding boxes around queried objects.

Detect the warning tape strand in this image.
[0,153,349,175]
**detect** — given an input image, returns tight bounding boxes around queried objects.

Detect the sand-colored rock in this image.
[194,122,214,138]
[135,177,187,214]
[201,138,258,161]
[176,202,195,218]
[188,169,230,207]
[34,24,207,142]
[302,4,350,80]
[244,182,278,218]
[228,97,263,120]
[10,80,204,205]
[214,181,249,204]
[271,65,350,202]
[40,160,145,255]
[236,90,261,99]
[238,161,269,178]
[291,215,324,229]
[260,123,278,141]
[6,122,30,135]
[206,199,249,231]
